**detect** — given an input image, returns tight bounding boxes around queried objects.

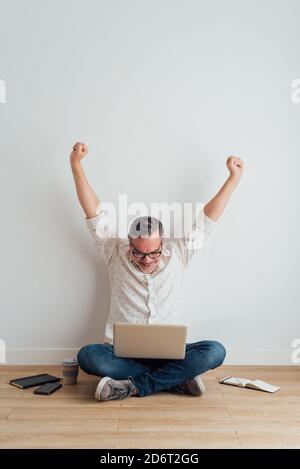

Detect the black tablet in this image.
[9,374,61,389]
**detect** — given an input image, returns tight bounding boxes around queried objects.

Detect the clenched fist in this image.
[70,142,89,165]
[226,155,244,181]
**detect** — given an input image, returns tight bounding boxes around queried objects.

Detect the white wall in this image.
[1,0,299,364]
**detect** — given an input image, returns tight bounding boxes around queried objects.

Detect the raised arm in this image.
[204,156,244,222]
[70,142,100,219]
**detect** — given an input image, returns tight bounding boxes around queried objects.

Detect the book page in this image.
[220,376,280,393]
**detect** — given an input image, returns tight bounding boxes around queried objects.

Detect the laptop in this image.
[113,322,187,359]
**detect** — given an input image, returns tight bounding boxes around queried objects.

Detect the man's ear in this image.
[128,236,134,249]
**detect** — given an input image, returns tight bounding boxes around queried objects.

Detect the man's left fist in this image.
[226,156,244,180]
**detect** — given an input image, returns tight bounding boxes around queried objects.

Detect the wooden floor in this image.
[0,365,299,449]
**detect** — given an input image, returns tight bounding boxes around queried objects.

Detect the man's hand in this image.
[204,156,244,222]
[70,142,89,166]
[69,141,100,218]
[226,155,244,181]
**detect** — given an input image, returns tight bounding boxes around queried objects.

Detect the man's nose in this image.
[143,255,152,264]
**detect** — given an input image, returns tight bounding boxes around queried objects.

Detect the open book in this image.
[219,376,280,393]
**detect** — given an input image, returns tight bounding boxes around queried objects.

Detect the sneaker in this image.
[168,375,206,396]
[94,376,138,401]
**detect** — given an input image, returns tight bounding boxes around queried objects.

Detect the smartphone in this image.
[34,382,62,395]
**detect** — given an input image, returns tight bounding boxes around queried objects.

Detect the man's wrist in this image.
[70,158,82,171]
[228,173,240,187]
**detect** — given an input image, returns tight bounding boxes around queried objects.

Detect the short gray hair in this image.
[128,216,164,239]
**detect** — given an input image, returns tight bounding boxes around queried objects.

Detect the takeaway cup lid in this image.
[61,358,78,366]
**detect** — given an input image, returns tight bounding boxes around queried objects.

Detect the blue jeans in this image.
[77,340,226,397]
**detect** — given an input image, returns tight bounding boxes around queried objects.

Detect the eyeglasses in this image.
[130,244,162,260]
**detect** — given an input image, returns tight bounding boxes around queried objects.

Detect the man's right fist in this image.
[70,142,89,164]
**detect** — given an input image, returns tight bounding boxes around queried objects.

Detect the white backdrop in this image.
[1,0,299,364]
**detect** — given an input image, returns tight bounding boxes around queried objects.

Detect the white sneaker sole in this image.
[94,376,112,401]
[194,376,206,394]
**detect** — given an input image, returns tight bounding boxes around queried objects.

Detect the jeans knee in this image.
[77,343,104,373]
[77,344,90,372]
[208,341,226,368]
[77,343,112,376]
